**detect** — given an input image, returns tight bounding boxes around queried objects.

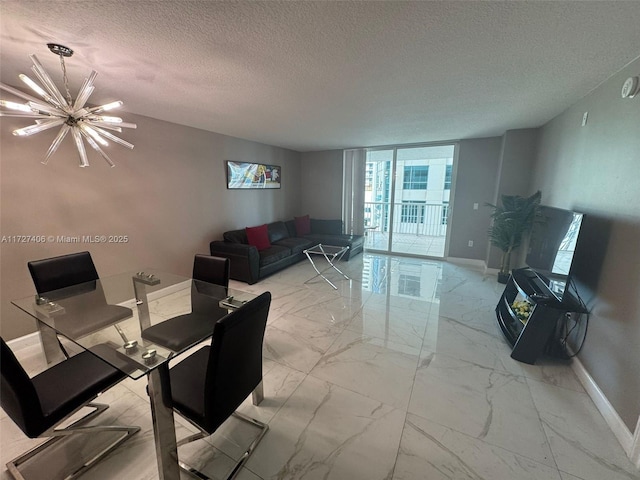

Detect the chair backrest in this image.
[204,291,271,431]
[0,338,44,438]
[192,254,230,288]
[28,251,99,295]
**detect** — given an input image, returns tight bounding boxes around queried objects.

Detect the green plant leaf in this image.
[486,190,542,254]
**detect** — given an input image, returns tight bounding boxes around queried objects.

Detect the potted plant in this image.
[487,190,541,283]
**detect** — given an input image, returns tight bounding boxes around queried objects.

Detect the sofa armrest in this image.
[209,241,260,284]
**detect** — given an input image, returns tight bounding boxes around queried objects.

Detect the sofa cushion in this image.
[310,219,343,235]
[267,221,290,243]
[285,220,297,238]
[304,233,359,247]
[273,237,314,255]
[223,228,248,244]
[294,215,311,236]
[259,245,291,267]
[246,224,271,251]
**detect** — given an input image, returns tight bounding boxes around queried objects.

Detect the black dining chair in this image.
[168,291,271,480]
[192,254,230,288]
[141,255,232,352]
[1,337,140,480]
[27,251,133,357]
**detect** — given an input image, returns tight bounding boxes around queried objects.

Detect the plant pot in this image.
[497,272,510,284]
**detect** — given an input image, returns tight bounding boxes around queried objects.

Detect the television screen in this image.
[526,206,584,301]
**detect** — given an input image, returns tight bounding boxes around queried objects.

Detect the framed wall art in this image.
[226,161,281,189]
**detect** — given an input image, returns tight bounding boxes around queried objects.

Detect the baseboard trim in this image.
[6,331,41,349]
[446,257,486,269]
[570,352,638,465]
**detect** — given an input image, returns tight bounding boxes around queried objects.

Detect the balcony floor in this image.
[365,231,446,257]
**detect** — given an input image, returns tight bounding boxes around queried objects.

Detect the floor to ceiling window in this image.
[364,144,457,258]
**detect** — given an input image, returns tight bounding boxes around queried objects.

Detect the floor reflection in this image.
[2,253,637,480]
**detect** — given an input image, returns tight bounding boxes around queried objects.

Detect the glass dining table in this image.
[11,269,256,480]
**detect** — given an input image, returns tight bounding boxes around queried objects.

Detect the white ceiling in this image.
[1,1,640,152]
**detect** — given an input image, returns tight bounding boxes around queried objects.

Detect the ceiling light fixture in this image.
[0,43,136,167]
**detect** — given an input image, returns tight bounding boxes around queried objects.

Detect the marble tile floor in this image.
[1,254,638,480]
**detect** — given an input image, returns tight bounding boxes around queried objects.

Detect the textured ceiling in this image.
[1,1,640,152]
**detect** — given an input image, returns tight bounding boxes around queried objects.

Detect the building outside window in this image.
[363,145,455,253]
[403,165,428,190]
[444,164,452,190]
[401,200,425,224]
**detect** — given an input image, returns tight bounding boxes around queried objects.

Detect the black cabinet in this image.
[496,268,586,364]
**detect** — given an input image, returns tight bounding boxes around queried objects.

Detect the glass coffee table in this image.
[303,244,350,289]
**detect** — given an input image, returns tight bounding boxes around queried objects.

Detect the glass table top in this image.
[304,244,350,256]
[12,269,255,379]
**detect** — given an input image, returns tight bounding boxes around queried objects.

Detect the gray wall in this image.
[531,58,640,431]
[300,150,343,219]
[0,113,301,340]
[448,137,502,260]
[486,128,540,269]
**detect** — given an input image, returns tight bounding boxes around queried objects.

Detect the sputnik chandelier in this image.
[0,43,136,167]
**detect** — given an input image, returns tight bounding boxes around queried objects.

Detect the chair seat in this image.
[30,351,125,437]
[53,304,133,338]
[142,313,221,351]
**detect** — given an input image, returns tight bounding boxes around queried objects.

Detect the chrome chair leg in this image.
[5,403,140,480]
[177,411,268,480]
[251,380,264,405]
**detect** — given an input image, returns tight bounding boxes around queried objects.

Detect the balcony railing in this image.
[364,201,448,237]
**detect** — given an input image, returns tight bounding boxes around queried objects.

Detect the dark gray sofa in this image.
[209,219,364,284]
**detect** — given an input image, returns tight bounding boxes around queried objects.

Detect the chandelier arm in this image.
[87,122,122,132]
[26,101,69,117]
[31,65,67,108]
[80,129,115,167]
[79,123,108,146]
[29,54,69,108]
[87,101,123,114]
[42,125,71,165]
[18,73,67,110]
[74,71,98,110]
[89,125,134,149]
[71,127,90,167]
[0,99,32,112]
[0,82,47,105]
[0,112,53,119]
[13,118,65,137]
[90,120,137,130]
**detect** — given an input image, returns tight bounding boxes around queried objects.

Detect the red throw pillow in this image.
[246,224,271,251]
[295,215,311,236]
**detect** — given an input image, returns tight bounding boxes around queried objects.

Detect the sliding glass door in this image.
[364,144,456,258]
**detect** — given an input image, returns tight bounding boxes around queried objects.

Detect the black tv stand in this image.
[495,267,586,364]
